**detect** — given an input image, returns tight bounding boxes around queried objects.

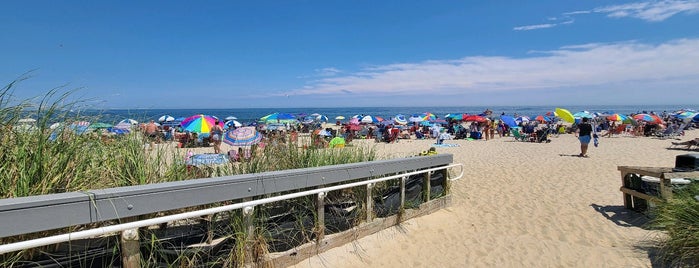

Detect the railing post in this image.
[120,228,140,268]
[366,183,374,222]
[243,205,255,264]
[316,192,326,242]
[400,176,406,210]
[424,171,431,202]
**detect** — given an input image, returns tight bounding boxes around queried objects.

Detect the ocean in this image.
[88,105,696,125]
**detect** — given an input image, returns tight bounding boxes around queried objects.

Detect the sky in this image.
[2,0,699,109]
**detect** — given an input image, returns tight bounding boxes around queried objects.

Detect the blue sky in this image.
[2,0,699,109]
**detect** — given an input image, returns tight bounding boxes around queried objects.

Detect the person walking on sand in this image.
[575,117,593,157]
[210,120,224,154]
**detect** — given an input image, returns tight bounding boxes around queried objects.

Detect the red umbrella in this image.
[464,115,487,122]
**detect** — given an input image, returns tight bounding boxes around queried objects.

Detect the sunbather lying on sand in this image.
[672,138,699,149]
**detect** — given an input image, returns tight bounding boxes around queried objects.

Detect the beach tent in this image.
[329,137,346,148]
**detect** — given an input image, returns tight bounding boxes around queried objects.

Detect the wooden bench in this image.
[617,166,699,211]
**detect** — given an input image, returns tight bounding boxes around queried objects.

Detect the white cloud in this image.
[314,67,342,77]
[286,39,699,101]
[595,0,699,22]
[516,1,699,31]
[513,23,557,31]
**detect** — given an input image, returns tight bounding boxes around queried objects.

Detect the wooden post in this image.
[424,171,432,202]
[202,214,213,245]
[120,228,140,268]
[242,205,255,264]
[366,183,373,222]
[620,170,632,209]
[316,192,326,242]
[660,174,674,200]
[399,176,406,210]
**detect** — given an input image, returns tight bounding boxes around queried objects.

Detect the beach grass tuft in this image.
[650,183,699,266]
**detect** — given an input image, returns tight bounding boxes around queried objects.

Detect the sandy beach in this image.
[263,129,699,268]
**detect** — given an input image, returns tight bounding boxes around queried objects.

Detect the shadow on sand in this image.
[590,203,650,228]
[590,204,671,267]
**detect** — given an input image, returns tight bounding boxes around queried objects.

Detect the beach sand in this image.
[276,130,699,268]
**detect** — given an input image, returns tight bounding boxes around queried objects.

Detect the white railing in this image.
[0,163,463,255]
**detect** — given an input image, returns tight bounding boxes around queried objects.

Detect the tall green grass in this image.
[650,183,699,266]
[1,79,381,267]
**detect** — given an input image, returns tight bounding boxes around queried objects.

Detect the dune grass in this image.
[0,80,381,266]
[650,183,699,266]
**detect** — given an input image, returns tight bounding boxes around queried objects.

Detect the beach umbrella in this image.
[633,114,662,124]
[69,121,91,135]
[349,118,360,125]
[515,116,530,124]
[554,108,575,123]
[606,114,629,122]
[675,111,696,120]
[335,116,345,120]
[119,118,139,125]
[185,153,230,166]
[409,115,424,123]
[500,115,518,128]
[225,120,242,128]
[420,113,437,121]
[394,114,408,125]
[316,114,329,122]
[361,115,380,123]
[158,115,175,122]
[181,114,222,133]
[260,112,296,123]
[573,111,594,119]
[223,126,262,146]
[693,113,699,122]
[464,115,487,123]
[225,116,238,121]
[445,113,468,121]
[89,122,113,130]
[534,115,549,123]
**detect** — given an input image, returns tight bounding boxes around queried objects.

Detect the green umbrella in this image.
[89,122,113,129]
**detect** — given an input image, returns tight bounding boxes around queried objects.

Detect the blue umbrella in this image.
[260,112,296,123]
[500,115,518,128]
[573,111,594,119]
[185,153,230,166]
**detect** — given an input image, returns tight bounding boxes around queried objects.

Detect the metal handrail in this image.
[0,163,462,254]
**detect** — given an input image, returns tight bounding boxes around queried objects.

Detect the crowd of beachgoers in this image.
[121,108,699,151]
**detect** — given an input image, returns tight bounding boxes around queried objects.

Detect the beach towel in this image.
[432,143,460,147]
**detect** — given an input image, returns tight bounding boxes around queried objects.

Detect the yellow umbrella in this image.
[555,108,575,123]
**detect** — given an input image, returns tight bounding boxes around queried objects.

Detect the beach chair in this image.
[510,127,529,142]
[606,124,627,137]
[657,122,687,140]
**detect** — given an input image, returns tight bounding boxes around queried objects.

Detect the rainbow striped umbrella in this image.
[633,114,662,124]
[421,112,437,121]
[606,114,629,122]
[181,114,222,133]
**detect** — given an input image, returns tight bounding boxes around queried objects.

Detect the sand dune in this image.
[289,130,699,267]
